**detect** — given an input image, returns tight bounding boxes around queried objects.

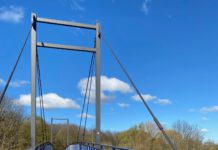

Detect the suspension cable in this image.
[82,54,95,141]
[36,49,47,142]
[77,53,95,142]
[0,27,31,105]
[102,35,176,150]
[36,49,45,142]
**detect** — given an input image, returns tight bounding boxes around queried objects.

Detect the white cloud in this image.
[15,93,80,109]
[201,106,218,113]
[201,128,208,133]
[100,76,132,93]
[0,78,29,88]
[71,0,85,12]
[0,5,24,23]
[117,102,130,108]
[77,113,95,119]
[141,0,151,15]
[78,76,132,102]
[10,80,29,87]
[131,94,156,102]
[154,99,172,105]
[131,93,172,106]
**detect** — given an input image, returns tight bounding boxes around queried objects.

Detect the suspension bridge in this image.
[0,13,177,150]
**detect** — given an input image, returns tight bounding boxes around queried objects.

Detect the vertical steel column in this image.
[95,22,101,144]
[31,13,37,149]
[51,118,53,144]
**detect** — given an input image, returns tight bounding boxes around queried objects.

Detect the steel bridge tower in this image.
[31,13,101,149]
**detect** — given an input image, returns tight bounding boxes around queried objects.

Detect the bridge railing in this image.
[35,142,53,150]
[66,142,132,150]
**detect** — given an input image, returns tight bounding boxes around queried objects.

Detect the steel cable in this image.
[36,49,47,142]
[102,35,177,150]
[77,53,95,142]
[0,27,31,105]
[82,54,95,141]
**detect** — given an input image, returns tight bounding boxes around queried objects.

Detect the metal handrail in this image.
[66,142,132,150]
[35,141,53,150]
[83,142,132,150]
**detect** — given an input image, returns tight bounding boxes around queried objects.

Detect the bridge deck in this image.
[66,143,132,150]
[66,144,95,150]
[34,142,132,150]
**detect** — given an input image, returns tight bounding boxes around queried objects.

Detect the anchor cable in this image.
[102,35,176,150]
[36,48,47,142]
[0,27,31,105]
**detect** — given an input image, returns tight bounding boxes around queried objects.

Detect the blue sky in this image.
[0,0,218,143]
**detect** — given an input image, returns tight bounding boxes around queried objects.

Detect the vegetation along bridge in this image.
[0,13,176,150]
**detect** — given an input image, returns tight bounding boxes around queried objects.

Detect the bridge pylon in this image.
[30,13,101,149]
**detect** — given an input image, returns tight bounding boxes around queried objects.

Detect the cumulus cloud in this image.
[0,5,24,23]
[131,93,172,106]
[100,76,132,93]
[201,106,218,113]
[117,102,130,108]
[78,76,132,102]
[154,99,172,105]
[15,93,80,109]
[131,94,156,102]
[77,113,95,119]
[201,128,208,133]
[0,78,29,88]
[141,0,151,15]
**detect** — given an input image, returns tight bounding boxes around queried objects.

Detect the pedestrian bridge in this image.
[0,13,176,150]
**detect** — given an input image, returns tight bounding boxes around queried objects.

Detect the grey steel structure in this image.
[31,13,101,149]
[50,118,70,145]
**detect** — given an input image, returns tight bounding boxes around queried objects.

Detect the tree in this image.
[0,96,24,149]
[1,94,218,150]
[172,120,203,150]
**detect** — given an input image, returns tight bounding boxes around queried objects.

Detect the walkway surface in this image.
[66,144,98,150]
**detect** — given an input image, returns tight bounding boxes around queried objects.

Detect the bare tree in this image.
[173,120,203,150]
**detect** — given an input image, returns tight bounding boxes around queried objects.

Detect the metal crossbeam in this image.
[37,17,97,30]
[37,42,96,52]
